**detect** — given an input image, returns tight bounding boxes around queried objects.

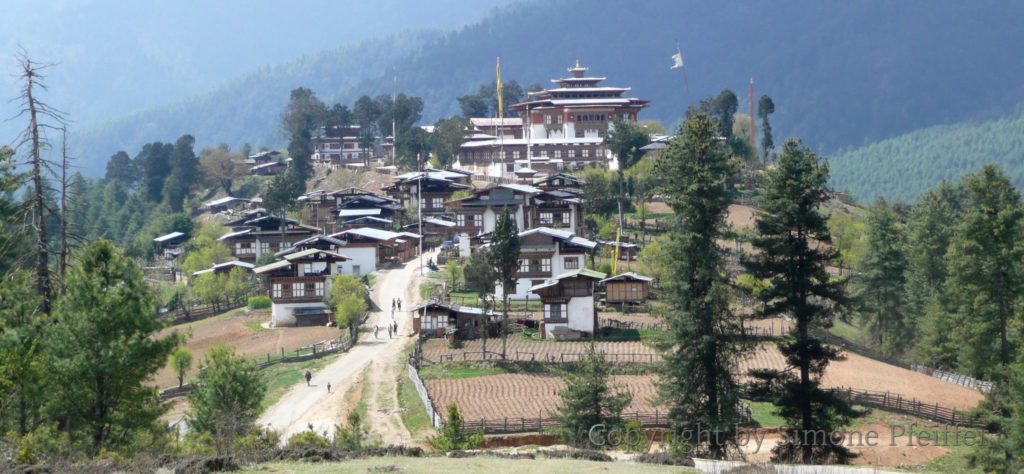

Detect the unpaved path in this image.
[257,252,431,443]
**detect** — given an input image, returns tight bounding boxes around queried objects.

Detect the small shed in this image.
[600,272,653,304]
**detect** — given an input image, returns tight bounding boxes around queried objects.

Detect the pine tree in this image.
[907,182,962,367]
[655,111,742,459]
[946,165,1023,379]
[852,198,911,356]
[553,344,632,446]
[743,139,857,464]
[45,240,182,455]
[488,209,520,360]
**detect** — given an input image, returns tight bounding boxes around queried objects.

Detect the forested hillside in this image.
[68,0,1024,175]
[829,110,1024,203]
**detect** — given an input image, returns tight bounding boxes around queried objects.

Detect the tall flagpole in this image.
[497,56,505,176]
[418,153,423,275]
[392,75,397,166]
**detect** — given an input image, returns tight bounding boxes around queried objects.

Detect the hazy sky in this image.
[0,0,516,138]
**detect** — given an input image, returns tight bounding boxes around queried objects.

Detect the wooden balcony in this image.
[271,276,327,303]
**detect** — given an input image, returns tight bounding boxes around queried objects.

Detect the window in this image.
[259,242,270,256]
[554,150,561,159]
[582,149,590,158]
[539,149,548,158]
[236,242,255,255]
[472,215,482,227]
[539,212,554,225]
[545,115,552,125]
[457,214,466,226]
[526,258,552,273]
[432,197,443,209]
[272,283,282,298]
[519,259,529,271]
[499,151,506,160]
[506,163,514,172]
[568,149,576,159]
[293,283,304,298]
[352,265,361,276]
[314,281,324,296]
[557,114,563,124]
[564,257,579,270]
[544,303,566,321]
[423,314,450,330]
[513,151,520,160]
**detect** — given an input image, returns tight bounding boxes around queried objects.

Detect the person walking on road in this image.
[304,370,312,386]
[397,298,402,311]
[327,382,332,393]
[374,325,379,339]
[387,325,393,339]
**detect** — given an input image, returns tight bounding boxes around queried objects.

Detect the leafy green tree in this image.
[45,240,182,455]
[324,103,353,128]
[170,347,193,389]
[396,126,431,170]
[700,89,738,140]
[200,147,244,195]
[743,140,857,464]
[489,210,520,360]
[605,119,650,228]
[187,344,267,455]
[353,95,382,136]
[462,248,497,346]
[329,274,369,339]
[946,165,1023,379]
[852,198,911,356]
[757,95,775,161]
[281,88,327,184]
[579,167,617,218]
[655,111,742,459]
[553,344,632,446]
[457,94,488,118]
[182,223,232,277]
[431,116,468,167]
[908,182,963,366]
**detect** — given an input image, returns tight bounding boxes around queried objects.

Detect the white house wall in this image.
[337,247,377,276]
[567,296,594,333]
[271,302,327,327]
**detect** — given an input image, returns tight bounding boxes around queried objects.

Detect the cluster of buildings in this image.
[152,61,654,335]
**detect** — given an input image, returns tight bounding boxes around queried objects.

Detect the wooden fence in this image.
[407,358,443,428]
[157,295,252,325]
[451,384,985,435]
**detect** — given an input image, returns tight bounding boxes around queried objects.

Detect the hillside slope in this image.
[70,0,1024,175]
[829,110,1024,203]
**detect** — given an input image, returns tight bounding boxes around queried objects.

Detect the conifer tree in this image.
[907,182,962,367]
[553,344,632,446]
[655,111,742,459]
[946,165,1023,379]
[852,198,911,356]
[45,240,181,455]
[744,139,857,464]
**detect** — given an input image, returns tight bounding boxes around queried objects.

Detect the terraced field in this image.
[425,374,662,422]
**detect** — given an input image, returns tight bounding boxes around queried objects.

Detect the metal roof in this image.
[204,196,248,208]
[218,229,252,241]
[499,183,542,194]
[334,227,403,241]
[599,272,654,283]
[337,208,382,217]
[424,217,456,227]
[153,231,186,243]
[253,260,292,274]
[283,248,350,261]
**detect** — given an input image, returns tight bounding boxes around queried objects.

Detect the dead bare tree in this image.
[13,51,65,314]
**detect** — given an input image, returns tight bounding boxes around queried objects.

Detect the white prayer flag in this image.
[671,51,684,69]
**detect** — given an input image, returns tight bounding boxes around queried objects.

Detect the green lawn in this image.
[245,457,694,473]
[243,320,266,332]
[259,353,343,412]
[417,362,513,380]
[598,327,669,343]
[829,319,866,344]
[396,369,433,437]
[744,400,786,428]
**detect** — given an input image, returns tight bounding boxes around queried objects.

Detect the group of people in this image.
[374,319,399,339]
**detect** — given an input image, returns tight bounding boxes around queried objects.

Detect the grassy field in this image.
[829,319,866,344]
[244,457,695,473]
[744,400,786,428]
[418,362,514,380]
[396,369,433,438]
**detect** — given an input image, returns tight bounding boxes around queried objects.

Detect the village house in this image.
[250,161,287,176]
[218,215,320,263]
[600,272,653,305]
[534,172,584,194]
[382,169,473,216]
[246,150,282,166]
[456,62,648,177]
[253,242,351,327]
[298,187,404,232]
[329,227,421,275]
[451,183,585,257]
[153,231,188,261]
[403,216,457,249]
[311,125,374,166]
[495,227,597,299]
[409,300,495,339]
[203,196,251,213]
[191,260,255,277]
[530,268,606,339]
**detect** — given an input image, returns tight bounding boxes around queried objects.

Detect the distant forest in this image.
[829,109,1024,203]
[69,0,1024,176]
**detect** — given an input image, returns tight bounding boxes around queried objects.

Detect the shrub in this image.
[234,427,281,454]
[285,430,331,451]
[248,295,271,309]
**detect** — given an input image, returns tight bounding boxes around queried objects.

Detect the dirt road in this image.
[257,252,432,444]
